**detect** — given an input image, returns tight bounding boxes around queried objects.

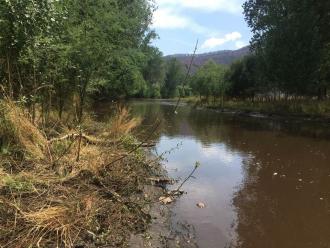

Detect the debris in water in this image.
[273,172,278,176]
[196,202,206,208]
[159,196,173,204]
[298,179,303,182]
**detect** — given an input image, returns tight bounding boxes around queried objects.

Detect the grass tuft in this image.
[0,101,154,247]
[0,100,47,160]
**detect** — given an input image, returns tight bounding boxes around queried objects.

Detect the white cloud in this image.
[152,8,209,34]
[201,32,242,49]
[153,8,189,29]
[201,146,235,163]
[235,40,248,49]
[155,0,242,14]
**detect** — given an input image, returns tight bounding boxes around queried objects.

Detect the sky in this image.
[151,0,252,55]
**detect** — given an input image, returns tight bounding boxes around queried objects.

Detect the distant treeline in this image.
[1,0,329,112]
[159,0,330,101]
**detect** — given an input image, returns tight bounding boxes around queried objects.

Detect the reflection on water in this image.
[130,100,330,248]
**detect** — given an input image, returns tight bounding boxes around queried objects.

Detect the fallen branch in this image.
[104,120,161,167]
[48,133,156,147]
[174,161,200,193]
[158,162,200,205]
[48,133,107,144]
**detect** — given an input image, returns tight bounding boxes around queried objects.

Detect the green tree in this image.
[243,0,329,98]
[0,0,161,122]
[226,55,260,99]
[161,58,184,98]
[0,0,61,98]
[143,47,165,98]
[191,60,227,103]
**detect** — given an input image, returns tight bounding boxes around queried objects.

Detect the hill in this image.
[165,46,251,72]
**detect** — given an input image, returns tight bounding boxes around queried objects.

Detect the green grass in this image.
[183,97,330,118]
[2,175,35,192]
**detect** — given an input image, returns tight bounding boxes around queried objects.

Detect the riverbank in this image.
[129,152,198,248]
[183,97,330,122]
[0,100,195,247]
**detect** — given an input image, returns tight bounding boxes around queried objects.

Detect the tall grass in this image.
[0,100,153,247]
[0,100,47,160]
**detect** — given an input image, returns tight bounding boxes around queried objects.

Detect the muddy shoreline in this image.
[206,107,330,123]
[128,150,198,248]
[131,99,330,123]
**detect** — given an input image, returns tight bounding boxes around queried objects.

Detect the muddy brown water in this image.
[128,100,330,248]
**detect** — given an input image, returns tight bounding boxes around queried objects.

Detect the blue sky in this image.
[151,0,252,55]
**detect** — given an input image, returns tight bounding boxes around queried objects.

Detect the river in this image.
[129,100,330,248]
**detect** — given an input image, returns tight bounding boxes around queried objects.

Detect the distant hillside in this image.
[165,46,251,72]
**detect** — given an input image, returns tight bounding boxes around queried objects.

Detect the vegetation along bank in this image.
[0,0,188,247]
[1,0,330,246]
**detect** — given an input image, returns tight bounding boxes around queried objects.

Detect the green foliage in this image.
[2,175,34,192]
[120,134,145,162]
[0,0,163,121]
[243,0,330,98]
[143,47,166,98]
[226,55,260,98]
[161,58,185,98]
[191,60,228,100]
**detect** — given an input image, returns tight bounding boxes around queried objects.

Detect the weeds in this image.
[103,106,141,139]
[187,97,330,118]
[1,175,35,193]
[0,100,156,247]
[0,100,47,160]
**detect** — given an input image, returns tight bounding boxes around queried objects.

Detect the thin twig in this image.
[52,138,77,165]
[174,40,199,114]
[174,162,200,193]
[104,120,161,167]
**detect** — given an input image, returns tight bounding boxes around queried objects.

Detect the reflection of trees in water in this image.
[131,101,330,144]
[131,101,203,140]
[131,101,330,248]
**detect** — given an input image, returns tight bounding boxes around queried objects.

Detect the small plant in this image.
[2,175,35,192]
[120,134,145,162]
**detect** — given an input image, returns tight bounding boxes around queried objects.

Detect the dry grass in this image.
[0,100,154,248]
[0,100,47,160]
[22,206,77,247]
[102,106,141,139]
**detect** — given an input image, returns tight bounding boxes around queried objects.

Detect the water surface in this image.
[130,100,330,248]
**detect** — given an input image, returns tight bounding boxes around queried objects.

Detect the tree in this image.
[226,55,260,99]
[243,0,330,98]
[161,58,184,98]
[0,0,61,98]
[191,60,227,102]
[0,0,160,124]
[142,47,165,98]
